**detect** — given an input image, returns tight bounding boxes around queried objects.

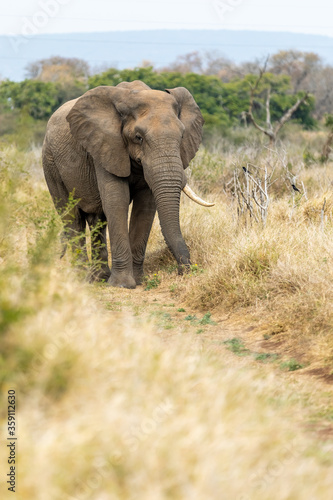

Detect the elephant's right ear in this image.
[66,86,131,177]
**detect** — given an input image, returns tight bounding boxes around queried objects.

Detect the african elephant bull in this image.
[42,80,213,289]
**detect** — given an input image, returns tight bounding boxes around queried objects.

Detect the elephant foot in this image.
[108,272,136,289]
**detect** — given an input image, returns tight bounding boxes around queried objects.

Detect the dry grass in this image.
[1,260,333,499]
[178,198,333,364]
[146,142,333,367]
[1,141,333,499]
[11,283,333,500]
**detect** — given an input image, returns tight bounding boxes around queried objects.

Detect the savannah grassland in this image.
[1,127,333,499]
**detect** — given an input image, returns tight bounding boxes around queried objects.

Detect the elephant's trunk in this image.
[144,151,191,272]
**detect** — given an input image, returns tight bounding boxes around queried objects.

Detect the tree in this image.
[0,58,317,135]
[25,56,90,82]
[24,56,89,105]
[88,66,230,129]
[269,50,322,93]
[0,80,60,119]
[161,51,204,74]
[310,66,333,118]
[244,61,311,145]
[161,50,237,82]
[88,64,317,132]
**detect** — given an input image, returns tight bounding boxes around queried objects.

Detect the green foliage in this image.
[0,78,86,121]
[144,273,161,290]
[88,67,230,129]
[149,311,174,329]
[88,66,315,130]
[185,314,197,321]
[324,114,333,130]
[0,63,317,148]
[254,353,279,363]
[280,359,305,371]
[184,312,215,326]
[222,73,315,129]
[0,78,86,147]
[0,79,59,119]
[189,263,204,276]
[223,338,250,356]
[198,312,216,325]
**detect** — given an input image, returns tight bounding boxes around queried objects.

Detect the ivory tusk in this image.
[182,184,215,207]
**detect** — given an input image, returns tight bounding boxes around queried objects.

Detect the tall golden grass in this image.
[176,141,333,367]
[144,136,333,368]
[1,140,333,499]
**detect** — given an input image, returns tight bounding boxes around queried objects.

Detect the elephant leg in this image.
[86,213,111,282]
[43,155,87,261]
[129,188,156,285]
[58,205,88,268]
[97,168,136,289]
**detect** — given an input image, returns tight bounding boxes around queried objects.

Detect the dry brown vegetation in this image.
[1,134,333,499]
[144,131,333,370]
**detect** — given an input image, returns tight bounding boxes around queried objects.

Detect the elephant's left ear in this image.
[166,87,204,169]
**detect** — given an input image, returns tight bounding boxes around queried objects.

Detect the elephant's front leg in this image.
[97,169,136,289]
[129,188,156,285]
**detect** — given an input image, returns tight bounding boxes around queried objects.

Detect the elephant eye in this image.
[135,133,143,143]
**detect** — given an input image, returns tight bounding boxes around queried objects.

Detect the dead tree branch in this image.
[233,164,271,226]
[274,93,309,137]
[245,63,309,145]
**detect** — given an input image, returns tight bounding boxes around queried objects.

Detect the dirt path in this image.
[93,281,333,443]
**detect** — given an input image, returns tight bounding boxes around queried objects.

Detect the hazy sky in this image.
[1,0,333,38]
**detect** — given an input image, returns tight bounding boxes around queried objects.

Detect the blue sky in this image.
[1,0,333,37]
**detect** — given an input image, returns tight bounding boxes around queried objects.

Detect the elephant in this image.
[42,80,213,289]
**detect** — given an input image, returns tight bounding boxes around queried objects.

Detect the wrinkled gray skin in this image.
[42,80,204,289]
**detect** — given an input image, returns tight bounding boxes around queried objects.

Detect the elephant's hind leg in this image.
[86,213,111,282]
[43,153,88,263]
[62,206,89,265]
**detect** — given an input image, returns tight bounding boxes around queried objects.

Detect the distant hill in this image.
[2,29,333,81]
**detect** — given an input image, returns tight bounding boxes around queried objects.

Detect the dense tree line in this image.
[0,50,327,143]
[88,66,314,128]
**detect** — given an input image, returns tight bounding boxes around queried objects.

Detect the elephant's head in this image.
[66,81,212,271]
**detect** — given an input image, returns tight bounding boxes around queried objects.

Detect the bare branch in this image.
[244,57,310,145]
[300,181,308,201]
[246,111,275,141]
[266,86,272,132]
[274,92,309,136]
[252,190,266,210]
[243,171,269,200]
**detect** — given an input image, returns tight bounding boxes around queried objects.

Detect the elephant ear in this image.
[166,87,204,169]
[66,86,130,177]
